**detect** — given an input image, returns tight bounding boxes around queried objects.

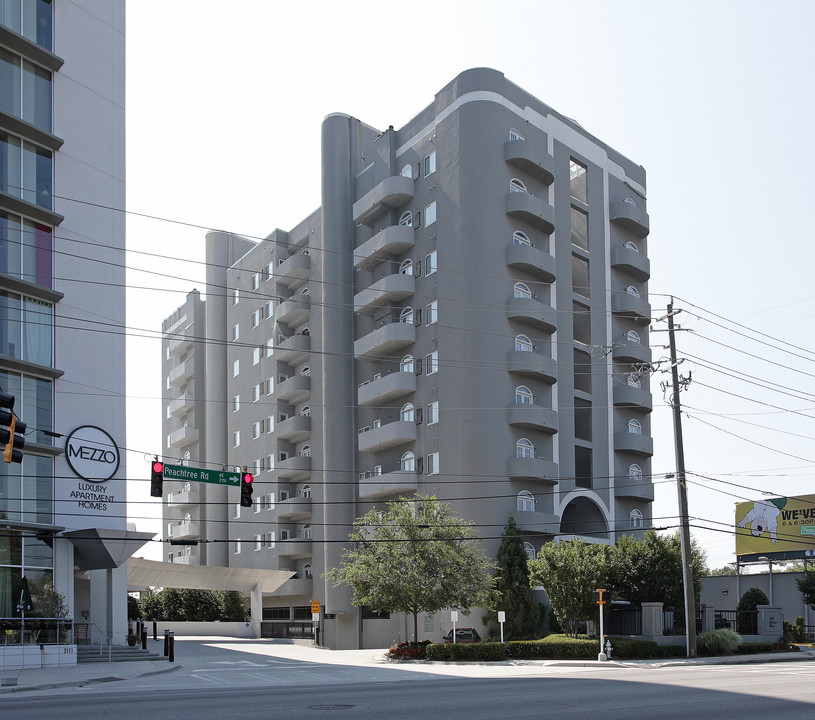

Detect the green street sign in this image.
[163,463,241,487]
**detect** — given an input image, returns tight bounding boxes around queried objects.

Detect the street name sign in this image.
[163,464,241,487]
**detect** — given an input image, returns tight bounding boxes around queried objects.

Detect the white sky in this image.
[123,0,815,570]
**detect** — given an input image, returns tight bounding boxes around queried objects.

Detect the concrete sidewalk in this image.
[1,637,813,694]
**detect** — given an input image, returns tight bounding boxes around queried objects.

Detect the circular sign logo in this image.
[65,425,120,482]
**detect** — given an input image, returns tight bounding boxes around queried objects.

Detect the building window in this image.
[523,542,536,561]
[400,307,414,324]
[516,438,534,459]
[255,534,262,550]
[573,302,590,345]
[515,385,533,405]
[301,406,310,417]
[570,159,588,203]
[626,329,641,344]
[574,349,592,393]
[302,524,312,540]
[266,453,275,471]
[0,212,54,289]
[426,401,439,425]
[628,418,642,435]
[232,324,239,341]
[232,359,240,377]
[266,338,274,357]
[251,384,260,402]
[233,431,240,447]
[0,1,53,50]
[626,286,641,299]
[232,289,239,305]
[571,207,588,251]
[425,250,437,275]
[401,451,415,472]
[424,201,437,226]
[252,310,260,328]
[424,151,436,177]
[629,464,643,481]
[399,210,413,227]
[426,301,438,324]
[265,300,275,318]
[513,230,530,246]
[400,354,414,373]
[251,273,260,291]
[509,178,527,194]
[0,291,53,365]
[233,395,240,412]
[400,163,413,178]
[301,445,312,458]
[300,366,310,377]
[514,334,533,352]
[0,54,52,132]
[575,446,593,488]
[627,373,641,388]
[517,490,535,512]
[427,452,440,475]
[234,541,241,555]
[400,259,413,275]
[630,509,644,529]
[625,240,639,252]
[400,403,414,422]
[426,351,438,374]
[574,397,592,441]
[253,347,261,365]
[509,128,525,141]
[265,378,274,395]
[304,563,312,579]
[572,254,590,299]
[514,282,531,299]
[252,421,262,439]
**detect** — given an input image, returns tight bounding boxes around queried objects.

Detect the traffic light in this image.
[150,458,164,497]
[0,391,25,464]
[240,468,254,507]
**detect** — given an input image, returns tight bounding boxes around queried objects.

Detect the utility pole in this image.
[666,298,696,657]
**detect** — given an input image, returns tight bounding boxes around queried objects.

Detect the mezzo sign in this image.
[65,425,121,482]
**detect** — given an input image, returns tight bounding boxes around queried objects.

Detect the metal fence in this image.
[607,608,642,636]
[261,621,313,640]
[0,617,74,645]
[712,610,758,635]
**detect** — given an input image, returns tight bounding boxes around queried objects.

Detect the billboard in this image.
[736,495,815,558]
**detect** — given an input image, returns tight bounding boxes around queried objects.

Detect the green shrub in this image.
[794,616,806,643]
[425,642,506,661]
[697,628,743,656]
[737,587,769,612]
[736,642,773,655]
[657,644,686,658]
[608,638,660,659]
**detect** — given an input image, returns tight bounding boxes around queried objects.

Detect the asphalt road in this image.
[4,661,815,720]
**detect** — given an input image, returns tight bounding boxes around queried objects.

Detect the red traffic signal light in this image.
[240,469,254,507]
[151,459,164,497]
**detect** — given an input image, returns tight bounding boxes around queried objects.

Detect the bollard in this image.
[141,627,147,650]
[152,620,157,641]
[164,629,169,657]
[168,632,175,663]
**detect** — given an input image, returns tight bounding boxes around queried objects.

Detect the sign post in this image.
[311,601,320,646]
[450,610,459,643]
[593,589,608,661]
[497,611,506,643]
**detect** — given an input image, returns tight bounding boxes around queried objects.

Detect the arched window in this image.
[401,451,415,472]
[630,509,644,529]
[509,128,525,142]
[300,287,309,297]
[400,307,414,324]
[300,366,310,376]
[510,178,527,194]
[626,373,641,388]
[400,354,415,373]
[516,438,534,459]
[626,329,641,344]
[515,385,533,405]
[514,282,532,299]
[515,334,533,352]
[184,512,191,522]
[400,403,415,422]
[301,328,309,336]
[183,482,191,492]
[400,164,412,178]
[302,524,312,539]
[624,196,637,207]
[300,406,310,416]
[517,490,535,512]
[304,563,313,579]
[626,285,640,298]
[399,210,413,227]
[624,240,639,252]
[523,542,536,561]
[628,418,642,435]
[301,484,311,498]
[400,259,413,275]
[513,230,531,246]
[301,445,312,457]
[629,464,643,481]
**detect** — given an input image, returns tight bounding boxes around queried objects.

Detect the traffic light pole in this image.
[667,300,696,657]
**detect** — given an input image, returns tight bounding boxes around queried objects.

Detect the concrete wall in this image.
[701,572,813,625]
[149,621,255,638]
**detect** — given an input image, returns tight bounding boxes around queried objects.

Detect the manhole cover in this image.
[307,705,354,711]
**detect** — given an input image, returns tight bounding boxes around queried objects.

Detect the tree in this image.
[797,572,815,610]
[738,586,769,612]
[327,495,496,641]
[219,591,247,621]
[708,565,737,576]
[489,517,543,639]
[135,588,247,621]
[28,583,69,619]
[528,539,611,637]
[127,594,140,621]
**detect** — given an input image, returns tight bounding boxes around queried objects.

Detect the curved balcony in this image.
[168,521,199,540]
[508,457,559,485]
[276,375,311,404]
[167,487,200,506]
[616,481,655,502]
[168,425,198,448]
[277,455,311,480]
[612,384,653,412]
[358,371,416,407]
[506,243,556,283]
[614,432,654,457]
[505,139,555,185]
[359,470,417,501]
[270,578,312,597]
[612,343,652,365]
[277,334,310,365]
[275,253,311,289]
[354,273,415,314]
[358,420,416,453]
[168,334,192,357]
[507,404,558,434]
[610,200,650,238]
[276,414,311,443]
[353,176,415,227]
[276,496,312,521]
[354,225,415,271]
[514,510,559,535]
[611,245,650,282]
[611,292,652,325]
[277,539,312,559]
[354,322,415,359]
[505,192,555,234]
[507,297,557,333]
[169,360,193,387]
[276,298,310,327]
[506,350,559,384]
[168,394,192,418]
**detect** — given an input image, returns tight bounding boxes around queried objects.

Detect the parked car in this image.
[443,627,481,644]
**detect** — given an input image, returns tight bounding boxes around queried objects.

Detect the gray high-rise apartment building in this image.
[161,68,653,650]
